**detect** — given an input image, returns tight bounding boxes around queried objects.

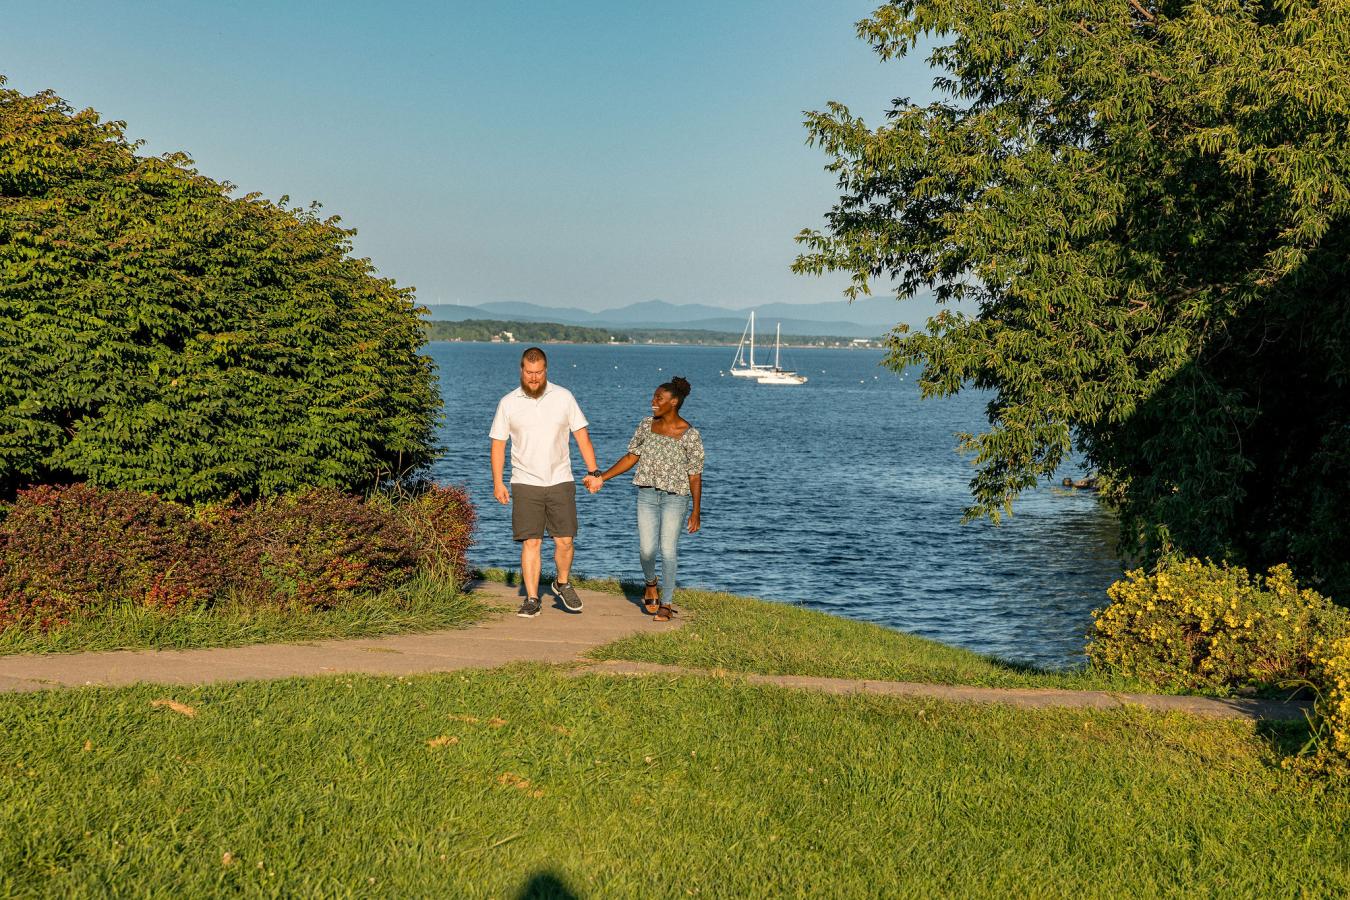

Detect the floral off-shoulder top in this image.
[627,417,704,496]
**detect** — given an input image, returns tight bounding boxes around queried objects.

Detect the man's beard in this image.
[521,376,547,399]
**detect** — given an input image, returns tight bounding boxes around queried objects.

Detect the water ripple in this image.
[429,343,1122,669]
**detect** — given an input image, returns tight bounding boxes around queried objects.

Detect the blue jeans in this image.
[637,487,690,605]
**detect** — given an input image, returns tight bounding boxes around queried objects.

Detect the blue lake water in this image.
[427,342,1123,669]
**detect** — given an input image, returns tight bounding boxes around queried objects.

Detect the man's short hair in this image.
[521,347,547,367]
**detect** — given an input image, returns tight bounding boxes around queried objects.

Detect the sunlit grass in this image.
[0,668,1345,897]
[478,569,1156,693]
[0,575,490,656]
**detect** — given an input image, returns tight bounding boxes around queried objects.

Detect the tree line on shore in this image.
[424,319,625,344]
[422,318,871,347]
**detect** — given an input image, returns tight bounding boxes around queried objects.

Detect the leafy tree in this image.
[795,0,1350,598]
[0,80,439,503]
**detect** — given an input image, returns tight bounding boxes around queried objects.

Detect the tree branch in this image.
[1128,0,1156,22]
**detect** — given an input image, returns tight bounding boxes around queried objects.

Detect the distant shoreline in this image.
[425,337,886,350]
[422,318,884,349]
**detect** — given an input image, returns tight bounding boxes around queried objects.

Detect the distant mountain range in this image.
[421,297,935,339]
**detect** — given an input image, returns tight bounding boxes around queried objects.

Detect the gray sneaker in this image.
[552,580,583,612]
[516,597,541,618]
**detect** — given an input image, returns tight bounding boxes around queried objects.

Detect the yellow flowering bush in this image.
[1305,638,1350,775]
[1088,558,1349,694]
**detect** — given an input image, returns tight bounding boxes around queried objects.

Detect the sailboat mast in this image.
[774,323,781,370]
[749,310,756,367]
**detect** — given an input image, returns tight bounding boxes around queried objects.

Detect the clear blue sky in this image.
[2,1,937,310]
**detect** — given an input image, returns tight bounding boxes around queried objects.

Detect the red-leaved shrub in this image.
[0,579,68,632]
[220,488,420,609]
[0,484,220,628]
[0,483,478,631]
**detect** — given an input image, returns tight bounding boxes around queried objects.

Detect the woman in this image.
[585,376,703,621]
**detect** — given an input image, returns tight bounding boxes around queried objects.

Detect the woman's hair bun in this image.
[667,376,691,399]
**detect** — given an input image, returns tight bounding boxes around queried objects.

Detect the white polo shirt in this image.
[488,383,589,487]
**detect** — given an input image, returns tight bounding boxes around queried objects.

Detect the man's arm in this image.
[587,451,639,492]
[572,427,599,475]
[491,439,510,505]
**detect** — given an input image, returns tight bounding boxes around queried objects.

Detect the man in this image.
[489,346,600,617]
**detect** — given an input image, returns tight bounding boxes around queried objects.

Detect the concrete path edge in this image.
[0,579,1312,722]
[578,660,1311,721]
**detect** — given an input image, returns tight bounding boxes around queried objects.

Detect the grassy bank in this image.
[0,576,491,656]
[481,570,1156,694]
[1,668,1345,896]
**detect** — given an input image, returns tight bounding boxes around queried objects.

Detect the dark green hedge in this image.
[0,80,439,502]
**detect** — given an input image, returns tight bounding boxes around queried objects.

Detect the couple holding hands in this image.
[489,347,704,622]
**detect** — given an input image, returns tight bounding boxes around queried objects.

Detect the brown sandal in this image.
[642,581,661,615]
[652,604,676,623]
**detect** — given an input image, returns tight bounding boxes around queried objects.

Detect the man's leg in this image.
[511,485,546,617]
[546,482,584,611]
[521,538,543,599]
[553,536,574,584]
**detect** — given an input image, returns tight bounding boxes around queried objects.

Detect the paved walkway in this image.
[0,579,675,693]
[0,580,1312,721]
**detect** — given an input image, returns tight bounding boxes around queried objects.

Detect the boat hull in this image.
[756,371,807,385]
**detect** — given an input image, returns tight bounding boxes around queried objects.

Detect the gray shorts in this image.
[511,481,578,541]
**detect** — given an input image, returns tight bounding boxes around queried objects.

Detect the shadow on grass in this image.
[490,570,523,588]
[979,653,1060,678]
[615,580,659,613]
[515,870,579,900]
[1256,717,1318,759]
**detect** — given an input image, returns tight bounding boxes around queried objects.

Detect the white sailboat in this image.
[729,310,773,377]
[756,323,808,385]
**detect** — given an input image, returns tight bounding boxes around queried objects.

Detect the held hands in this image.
[583,474,603,494]
[493,482,510,505]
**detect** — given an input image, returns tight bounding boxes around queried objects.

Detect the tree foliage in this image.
[0,80,439,503]
[796,0,1350,596]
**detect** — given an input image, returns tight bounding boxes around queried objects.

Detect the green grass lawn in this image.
[1,668,1345,897]
[0,575,491,656]
[481,571,1158,694]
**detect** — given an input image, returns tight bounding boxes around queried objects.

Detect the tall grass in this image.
[0,575,489,656]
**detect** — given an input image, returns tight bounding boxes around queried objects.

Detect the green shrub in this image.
[0,80,439,504]
[389,483,476,588]
[1088,558,1350,694]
